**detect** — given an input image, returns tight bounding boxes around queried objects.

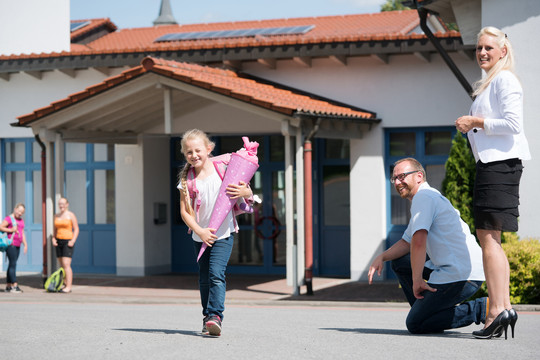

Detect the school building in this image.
[1,0,539,291]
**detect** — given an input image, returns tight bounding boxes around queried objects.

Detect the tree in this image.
[381,0,410,12]
[442,133,476,235]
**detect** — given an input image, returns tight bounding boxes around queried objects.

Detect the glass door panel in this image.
[229,171,264,266]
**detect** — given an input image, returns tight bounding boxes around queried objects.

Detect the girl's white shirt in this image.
[468,70,531,163]
[178,170,235,242]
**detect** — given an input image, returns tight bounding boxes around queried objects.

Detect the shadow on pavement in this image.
[281,281,407,303]
[320,327,475,339]
[7,273,407,303]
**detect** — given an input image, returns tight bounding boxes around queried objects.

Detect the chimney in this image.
[153,0,178,26]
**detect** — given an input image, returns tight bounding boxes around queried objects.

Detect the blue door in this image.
[313,139,350,277]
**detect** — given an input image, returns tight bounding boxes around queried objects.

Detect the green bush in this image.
[442,133,476,235]
[472,235,540,304]
[505,236,540,304]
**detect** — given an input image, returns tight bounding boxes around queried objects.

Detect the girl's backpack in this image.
[0,215,17,252]
[44,268,66,292]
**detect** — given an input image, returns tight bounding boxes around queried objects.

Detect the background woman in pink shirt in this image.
[0,203,28,293]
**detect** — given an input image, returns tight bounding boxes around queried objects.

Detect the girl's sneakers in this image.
[5,286,22,293]
[205,315,222,336]
[202,316,209,334]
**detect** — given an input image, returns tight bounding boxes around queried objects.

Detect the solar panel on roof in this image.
[154,25,315,42]
[70,21,91,32]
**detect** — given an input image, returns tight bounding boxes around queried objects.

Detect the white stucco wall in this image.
[142,136,172,274]
[350,127,387,281]
[0,0,70,56]
[115,142,145,276]
[115,136,173,276]
[243,54,478,129]
[481,0,540,239]
[0,68,128,138]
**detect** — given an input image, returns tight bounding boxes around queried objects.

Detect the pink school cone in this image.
[197,152,259,261]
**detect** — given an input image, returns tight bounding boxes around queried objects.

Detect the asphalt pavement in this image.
[2,273,539,359]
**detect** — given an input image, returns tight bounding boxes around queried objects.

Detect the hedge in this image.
[472,234,540,304]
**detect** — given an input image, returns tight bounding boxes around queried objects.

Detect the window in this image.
[94,169,115,224]
[63,142,115,225]
[386,128,456,226]
[65,170,87,223]
[94,144,115,162]
[2,139,40,223]
[5,142,25,163]
[325,139,349,160]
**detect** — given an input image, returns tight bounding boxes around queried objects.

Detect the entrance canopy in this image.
[15,57,380,142]
[13,57,381,284]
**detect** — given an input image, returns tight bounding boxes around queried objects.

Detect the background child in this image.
[52,197,80,293]
[1,203,27,293]
[178,129,253,336]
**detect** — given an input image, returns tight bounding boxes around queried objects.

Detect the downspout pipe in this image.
[417,5,473,99]
[34,134,47,284]
[303,118,321,296]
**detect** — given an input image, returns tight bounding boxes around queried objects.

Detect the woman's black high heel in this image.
[494,308,518,338]
[473,309,510,339]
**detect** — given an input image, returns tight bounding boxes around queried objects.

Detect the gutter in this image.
[34,134,48,282]
[415,3,473,99]
[303,117,322,296]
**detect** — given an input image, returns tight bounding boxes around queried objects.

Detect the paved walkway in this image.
[3,273,539,360]
[2,272,539,311]
[1,273,411,307]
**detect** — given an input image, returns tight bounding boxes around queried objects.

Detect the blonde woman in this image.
[456,26,530,339]
[52,197,79,293]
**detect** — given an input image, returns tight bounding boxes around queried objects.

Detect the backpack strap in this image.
[213,161,227,180]
[8,215,17,239]
[186,167,201,224]
[9,215,17,229]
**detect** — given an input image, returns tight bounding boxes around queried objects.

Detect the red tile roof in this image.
[3,10,459,60]
[70,18,117,41]
[17,57,376,126]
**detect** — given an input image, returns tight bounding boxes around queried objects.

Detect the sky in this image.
[70,0,388,29]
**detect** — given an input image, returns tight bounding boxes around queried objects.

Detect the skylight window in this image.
[154,25,315,42]
[70,21,91,32]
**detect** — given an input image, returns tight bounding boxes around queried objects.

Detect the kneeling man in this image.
[369,157,487,334]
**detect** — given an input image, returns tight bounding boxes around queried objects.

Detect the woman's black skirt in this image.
[474,158,523,232]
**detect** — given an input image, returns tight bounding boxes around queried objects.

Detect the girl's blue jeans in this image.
[6,245,21,284]
[391,253,487,334]
[194,235,233,320]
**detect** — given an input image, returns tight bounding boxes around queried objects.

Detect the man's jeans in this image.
[194,235,233,320]
[391,254,487,334]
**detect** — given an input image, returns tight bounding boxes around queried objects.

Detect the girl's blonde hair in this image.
[472,26,516,98]
[178,129,215,217]
[14,203,25,210]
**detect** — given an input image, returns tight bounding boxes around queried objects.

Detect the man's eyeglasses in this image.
[390,171,419,184]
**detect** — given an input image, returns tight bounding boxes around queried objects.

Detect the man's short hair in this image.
[394,157,427,181]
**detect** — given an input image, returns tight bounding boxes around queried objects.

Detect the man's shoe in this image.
[10,286,22,293]
[5,286,12,292]
[205,316,222,336]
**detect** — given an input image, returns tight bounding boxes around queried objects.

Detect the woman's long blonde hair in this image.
[178,129,215,217]
[472,26,516,98]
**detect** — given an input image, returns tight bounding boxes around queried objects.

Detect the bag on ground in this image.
[44,268,65,292]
